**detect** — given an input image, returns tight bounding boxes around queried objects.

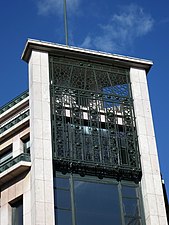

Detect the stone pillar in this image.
[28,50,55,225]
[130,68,167,225]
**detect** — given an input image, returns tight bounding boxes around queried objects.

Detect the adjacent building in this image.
[0,39,168,225]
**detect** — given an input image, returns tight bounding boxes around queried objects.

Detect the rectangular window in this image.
[54,174,145,225]
[74,180,121,225]
[11,198,23,225]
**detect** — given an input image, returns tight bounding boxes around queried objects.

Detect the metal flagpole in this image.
[63,0,69,46]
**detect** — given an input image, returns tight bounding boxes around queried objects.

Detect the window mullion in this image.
[118,183,125,225]
[70,174,76,225]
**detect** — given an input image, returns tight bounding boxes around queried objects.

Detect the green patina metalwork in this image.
[0,153,30,173]
[50,56,141,181]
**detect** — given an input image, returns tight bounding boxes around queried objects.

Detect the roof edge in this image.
[22,39,153,72]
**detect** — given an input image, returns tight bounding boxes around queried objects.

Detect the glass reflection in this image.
[12,200,23,225]
[54,177,70,189]
[123,198,139,217]
[125,217,141,225]
[122,186,137,198]
[74,180,122,225]
[56,209,72,225]
[54,176,143,225]
[55,189,71,209]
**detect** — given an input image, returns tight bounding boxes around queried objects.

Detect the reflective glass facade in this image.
[54,174,144,225]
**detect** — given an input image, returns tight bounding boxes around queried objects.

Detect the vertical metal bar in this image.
[64,0,69,46]
[118,183,125,225]
[70,174,76,225]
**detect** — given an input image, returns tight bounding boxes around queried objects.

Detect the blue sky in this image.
[0,0,169,193]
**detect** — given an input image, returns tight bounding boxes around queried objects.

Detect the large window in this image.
[11,198,23,225]
[54,174,144,225]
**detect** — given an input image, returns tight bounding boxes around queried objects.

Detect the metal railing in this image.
[0,90,29,115]
[0,153,31,173]
[0,110,29,134]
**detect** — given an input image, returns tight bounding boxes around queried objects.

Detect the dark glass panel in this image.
[122,186,137,198]
[0,145,12,164]
[55,189,71,209]
[74,180,122,225]
[12,200,23,225]
[125,217,141,225]
[123,198,139,217]
[55,209,72,225]
[54,177,70,189]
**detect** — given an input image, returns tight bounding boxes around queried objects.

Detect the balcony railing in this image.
[0,110,29,134]
[0,153,31,173]
[0,90,29,115]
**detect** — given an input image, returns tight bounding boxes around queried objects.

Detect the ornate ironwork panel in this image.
[50,56,141,182]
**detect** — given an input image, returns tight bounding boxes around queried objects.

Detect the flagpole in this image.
[64,0,68,46]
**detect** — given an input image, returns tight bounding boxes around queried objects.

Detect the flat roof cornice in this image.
[22,39,153,72]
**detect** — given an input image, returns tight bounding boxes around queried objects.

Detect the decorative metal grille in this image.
[50,56,141,182]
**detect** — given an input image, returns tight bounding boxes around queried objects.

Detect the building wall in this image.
[28,50,55,225]
[130,68,168,225]
[1,42,168,225]
[0,117,30,225]
[0,172,31,225]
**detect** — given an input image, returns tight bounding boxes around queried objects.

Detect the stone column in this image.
[130,68,167,225]
[28,50,55,225]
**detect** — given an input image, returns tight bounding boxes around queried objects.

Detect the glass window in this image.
[0,145,12,164]
[55,209,72,225]
[74,180,122,225]
[55,189,71,209]
[123,198,139,217]
[125,217,141,225]
[54,175,144,225]
[54,177,70,189]
[11,198,23,225]
[122,185,137,198]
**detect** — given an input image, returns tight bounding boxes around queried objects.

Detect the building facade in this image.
[0,39,168,225]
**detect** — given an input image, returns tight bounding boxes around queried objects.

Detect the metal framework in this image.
[54,173,145,225]
[50,56,141,181]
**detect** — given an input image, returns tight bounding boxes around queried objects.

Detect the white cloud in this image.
[80,36,92,49]
[37,0,80,16]
[81,4,154,53]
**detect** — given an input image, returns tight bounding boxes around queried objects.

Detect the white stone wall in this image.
[0,128,29,157]
[0,173,31,225]
[28,50,55,225]
[130,68,167,225]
